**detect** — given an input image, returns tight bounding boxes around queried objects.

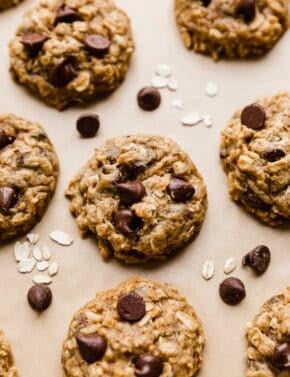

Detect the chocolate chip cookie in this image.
[66,135,208,263]
[9,0,134,109]
[246,287,290,377]
[175,0,288,60]
[220,92,290,226]
[0,0,22,10]
[62,277,205,377]
[0,114,59,241]
[0,328,18,376]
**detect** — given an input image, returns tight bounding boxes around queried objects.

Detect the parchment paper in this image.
[0,1,289,376]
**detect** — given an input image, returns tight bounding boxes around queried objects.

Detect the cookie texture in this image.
[66,135,207,263]
[0,328,18,376]
[0,114,59,241]
[0,0,22,10]
[220,92,290,226]
[62,277,205,377]
[246,287,290,377]
[175,0,288,60]
[9,0,134,109]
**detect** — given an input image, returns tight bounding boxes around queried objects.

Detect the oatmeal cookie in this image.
[62,277,205,377]
[175,0,288,60]
[9,0,134,109]
[0,114,59,241]
[0,328,18,376]
[246,287,290,377]
[220,92,290,226]
[66,135,208,263]
[0,0,22,10]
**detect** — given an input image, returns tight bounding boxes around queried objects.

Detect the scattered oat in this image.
[26,233,39,245]
[168,79,178,91]
[37,261,49,272]
[42,246,51,261]
[156,64,171,78]
[49,231,73,246]
[32,246,42,261]
[14,241,30,262]
[171,98,184,110]
[48,261,59,277]
[176,311,197,330]
[151,75,169,89]
[18,258,36,273]
[181,112,202,126]
[224,258,237,274]
[202,114,213,128]
[32,274,52,285]
[205,81,218,97]
[202,260,215,280]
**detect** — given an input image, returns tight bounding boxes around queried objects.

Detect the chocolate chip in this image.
[21,32,47,56]
[48,58,76,88]
[241,103,265,130]
[236,0,256,23]
[0,187,18,215]
[84,34,111,57]
[167,178,195,202]
[201,0,211,6]
[55,4,79,24]
[117,292,145,322]
[27,284,52,312]
[243,245,271,275]
[76,114,100,138]
[118,164,146,182]
[114,209,142,237]
[271,342,290,370]
[243,189,270,211]
[134,355,163,377]
[219,277,246,305]
[137,87,161,111]
[76,333,107,363]
[263,149,286,162]
[116,181,146,205]
[0,130,15,149]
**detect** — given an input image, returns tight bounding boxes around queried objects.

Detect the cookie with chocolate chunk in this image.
[62,277,205,376]
[220,92,290,226]
[9,0,134,109]
[0,114,59,241]
[0,328,18,376]
[66,135,207,263]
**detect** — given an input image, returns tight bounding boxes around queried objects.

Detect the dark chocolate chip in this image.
[271,342,290,370]
[137,87,161,111]
[114,209,142,237]
[118,164,146,182]
[27,284,52,312]
[241,103,265,130]
[134,355,164,377]
[21,32,47,56]
[201,0,211,6]
[0,130,15,149]
[76,333,107,363]
[243,189,270,211]
[84,34,111,57]
[219,277,246,305]
[0,187,18,215]
[48,58,76,88]
[76,114,100,138]
[236,0,256,23]
[117,292,145,322]
[55,4,79,24]
[263,149,286,162]
[116,181,146,205]
[243,245,271,275]
[167,178,195,202]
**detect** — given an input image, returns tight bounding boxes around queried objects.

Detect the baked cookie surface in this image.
[9,0,134,109]
[0,0,22,10]
[0,328,18,376]
[220,92,290,226]
[246,287,290,377]
[175,0,288,60]
[0,114,59,241]
[66,135,207,263]
[62,277,205,377]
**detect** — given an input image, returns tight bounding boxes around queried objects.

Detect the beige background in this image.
[0,0,289,376]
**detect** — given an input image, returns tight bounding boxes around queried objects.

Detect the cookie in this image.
[220,92,290,226]
[246,287,290,377]
[0,114,59,241]
[0,0,22,10]
[0,328,18,376]
[66,135,208,263]
[62,277,205,377]
[175,0,288,60]
[9,0,134,110]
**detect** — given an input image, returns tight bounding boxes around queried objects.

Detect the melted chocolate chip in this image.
[167,178,195,202]
[236,0,256,23]
[201,0,211,6]
[84,34,111,57]
[271,342,290,370]
[219,277,246,305]
[48,58,76,88]
[263,149,286,162]
[243,245,271,275]
[118,164,146,182]
[0,130,15,149]
[241,103,265,130]
[0,187,18,215]
[27,284,52,312]
[21,32,47,56]
[114,209,142,237]
[55,4,79,24]
[243,189,270,211]
[117,292,146,322]
[76,333,107,363]
[116,181,146,205]
[76,114,100,138]
[137,87,161,111]
[134,355,164,377]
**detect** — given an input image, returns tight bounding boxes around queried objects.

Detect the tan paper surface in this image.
[0,0,289,376]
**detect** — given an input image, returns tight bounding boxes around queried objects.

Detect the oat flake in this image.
[151,76,169,89]
[49,231,73,246]
[181,112,202,126]
[205,81,218,97]
[18,258,36,273]
[37,261,49,272]
[48,261,59,277]
[202,260,215,280]
[156,64,171,78]
[26,233,39,245]
[32,246,42,261]
[168,79,178,91]
[224,258,237,274]
[14,241,30,262]
[171,98,184,110]
[32,274,52,285]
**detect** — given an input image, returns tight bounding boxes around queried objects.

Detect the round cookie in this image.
[0,328,18,376]
[9,0,134,110]
[246,287,290,377]
[0,0,22,11]
[0,114,59,241]
[220,92,290,226]
[62,277,205,377]
[175,0,289,61]
[66,135,208,263]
